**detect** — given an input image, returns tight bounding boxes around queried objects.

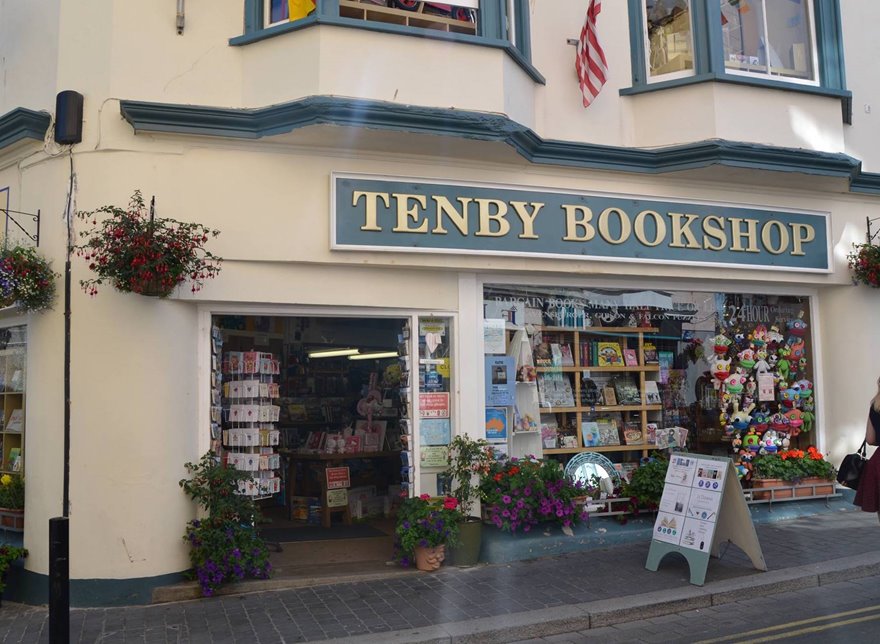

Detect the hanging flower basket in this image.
[847,242,880,288]
[0,245,59,312]
[75,190,222,297]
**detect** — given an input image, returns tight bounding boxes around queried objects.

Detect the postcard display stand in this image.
[531,326,666,461]
[646,453,766,586]
[398,319,414,496]
[222,349,282,498]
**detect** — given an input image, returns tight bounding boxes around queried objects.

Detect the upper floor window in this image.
[628,0,846,98]
[720,0,816,83]
[237,0,542,83]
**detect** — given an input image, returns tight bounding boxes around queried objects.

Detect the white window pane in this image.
[645,0,694,79]
[765,0,814,80]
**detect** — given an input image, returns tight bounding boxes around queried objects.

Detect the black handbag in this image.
[837,440,868,490]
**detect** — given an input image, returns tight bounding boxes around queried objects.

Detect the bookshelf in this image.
[0,344,26,475]
[532,326,661,459]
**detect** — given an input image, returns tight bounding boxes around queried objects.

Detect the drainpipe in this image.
[176,0,185,34]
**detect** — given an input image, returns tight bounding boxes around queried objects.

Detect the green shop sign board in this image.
[332,174,830,272]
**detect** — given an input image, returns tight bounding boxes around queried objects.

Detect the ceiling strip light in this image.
[308,348,360,358]
[348,351,399,361]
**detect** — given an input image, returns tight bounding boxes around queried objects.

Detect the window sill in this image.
[229,15,545,85]
[620,72,850,100]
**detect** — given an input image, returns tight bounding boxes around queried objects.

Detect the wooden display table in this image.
[282,450,398,528]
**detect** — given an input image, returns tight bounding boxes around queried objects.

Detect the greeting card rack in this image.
[221,349,282,499]
[398,319,413,497]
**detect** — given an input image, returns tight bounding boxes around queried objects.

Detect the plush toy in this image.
[784,408,804,434]
[796,379,813,398]
[769,413,790,432]
[801,397,816,432]
[724,368,748,395]
[737,347,756,370]
[777,346,791,382]
[743,426,762,452]
[767,353,779,370]
[745,376,757,398]
[750,324,768,347]
[712,356,732,385]
[767,325,785,349]
[709,333,732,356]
[752,406,770,432]
[730,401,756,431]
[787,314,808,337]
[753,348,771,375]
[798,357,808,377]
[788,338,805,361]
[761,429,780,453]
[779,384,800,409]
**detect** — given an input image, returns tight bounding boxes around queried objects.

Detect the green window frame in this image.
[624,0,849,118]
[234,0,543,84]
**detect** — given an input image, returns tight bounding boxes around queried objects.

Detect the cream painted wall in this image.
[0,0,60,115]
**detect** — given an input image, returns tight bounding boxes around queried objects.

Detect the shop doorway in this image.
[212,314,407,570]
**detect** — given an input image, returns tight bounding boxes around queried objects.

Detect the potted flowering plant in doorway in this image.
[75,190,222,297]
[393,494,460,571]
[443,434,492,566]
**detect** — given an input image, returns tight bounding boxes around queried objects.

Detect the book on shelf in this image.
[601,385,617,407]
[537,374,575,408]
[5,409,23,432]
[622,348,638,366]
[595,417,621,446]
[560,344,575,366]
[580,342,591,367]
[550,343,563,367]
[613,377,641,405]
[581,421,600,447]
[540,414,559,449]
[596,342,623,367]
[646,422,659,445]
[622,422,644,445]
[643,342,658,364]
[643,380,662,405]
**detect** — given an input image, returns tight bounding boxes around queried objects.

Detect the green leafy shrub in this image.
[623,454,669,511]
[179,452,271,596]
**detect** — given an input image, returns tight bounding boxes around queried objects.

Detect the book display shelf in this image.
[532,326,662,459]
[0,326,26,475]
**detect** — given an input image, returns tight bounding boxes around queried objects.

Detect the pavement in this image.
[1,499,878,643]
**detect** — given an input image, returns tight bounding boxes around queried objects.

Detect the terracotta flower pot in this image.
[413,544,446,571]
[794,477,835,497]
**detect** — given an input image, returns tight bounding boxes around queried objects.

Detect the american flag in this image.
[575,0,608,108]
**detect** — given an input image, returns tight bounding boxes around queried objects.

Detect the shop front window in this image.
[0,325,26,477]
[482,285,814,486]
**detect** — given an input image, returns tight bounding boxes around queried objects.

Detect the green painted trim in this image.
[815,0,847,91]
[620,71,850,100]
[119,95,880,191]
[0,107,51,152]
[626,0,646,86]
[7,567,188,607]
[230,1,544,84]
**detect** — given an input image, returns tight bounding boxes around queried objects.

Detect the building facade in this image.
[1,0,880,605]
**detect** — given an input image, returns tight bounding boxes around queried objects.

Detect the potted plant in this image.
[393,494,460,571]
[75,190,222,297]
[478,455,587,534]
[621,454,668,516]
[179,452,271,596]
[0,474,24,531]
[752,447,836,499]
[0,245,59,312]
[0,544,27,603]
[443,434,491,566]
[847,242,880,287]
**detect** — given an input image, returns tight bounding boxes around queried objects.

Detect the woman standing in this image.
[854,376,880,520]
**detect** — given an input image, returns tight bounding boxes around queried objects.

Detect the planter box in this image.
[794,477,835,497]
[751,478,794,500]
[0,508,23,531]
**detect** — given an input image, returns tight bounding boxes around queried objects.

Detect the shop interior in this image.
[212,314,406,555]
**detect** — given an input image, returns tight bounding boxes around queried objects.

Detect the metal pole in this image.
[49,517,69,643]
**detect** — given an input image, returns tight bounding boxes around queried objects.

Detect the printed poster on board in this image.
[485,407,508,442]
[420,418,451,446]
[485,355,516,406]
[484,318,507,354]
[419,392,450,418]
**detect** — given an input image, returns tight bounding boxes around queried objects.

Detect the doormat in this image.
[259,524,388,543]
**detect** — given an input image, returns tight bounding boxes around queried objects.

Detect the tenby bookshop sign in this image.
[332,174,830,272]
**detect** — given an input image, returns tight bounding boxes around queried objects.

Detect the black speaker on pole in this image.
[54,91,84,145]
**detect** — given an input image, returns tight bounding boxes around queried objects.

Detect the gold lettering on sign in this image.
[474,199,510,237]
[789,223,815,256]
[668,213,701,248]
[702,216,727,251]
[431,195,472,235]
[597,207,631,245]
[510,201,543,239]
[393,194,429,233]
[728,218,760,253]
[562,205,595,241]
[761,220,789,255]
[633,210,666,247]
[353,191,389,231]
